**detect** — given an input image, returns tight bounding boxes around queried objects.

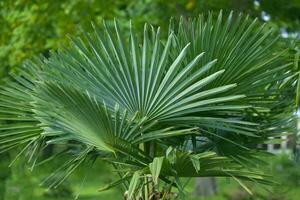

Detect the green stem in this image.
[144,176,149,200]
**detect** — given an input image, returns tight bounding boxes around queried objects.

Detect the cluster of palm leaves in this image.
[0,11,298,199]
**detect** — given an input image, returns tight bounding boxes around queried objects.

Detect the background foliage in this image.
[0,0,299,81]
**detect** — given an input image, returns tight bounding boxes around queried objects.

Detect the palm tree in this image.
[0,11,297,199]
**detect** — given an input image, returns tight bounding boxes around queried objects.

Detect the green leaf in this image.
[128,171,141,199]
[98,172,130,192]
[149,156,164,184]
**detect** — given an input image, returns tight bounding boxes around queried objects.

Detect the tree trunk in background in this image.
[193,177,218,196]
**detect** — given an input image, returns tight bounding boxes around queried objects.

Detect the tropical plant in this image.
[2,0,300,82]
[0,11,298,199]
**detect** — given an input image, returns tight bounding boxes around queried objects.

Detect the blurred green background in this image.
[0,0,299,199]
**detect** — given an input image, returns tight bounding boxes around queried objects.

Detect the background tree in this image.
[1,0,299,81]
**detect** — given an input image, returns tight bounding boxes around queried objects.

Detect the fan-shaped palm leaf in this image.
[0,11,298,198]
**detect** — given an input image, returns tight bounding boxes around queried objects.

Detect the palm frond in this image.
[0,11,298,194]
